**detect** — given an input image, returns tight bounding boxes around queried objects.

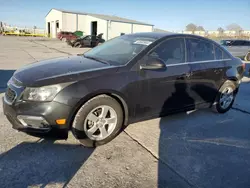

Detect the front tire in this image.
[61,37,67,42]
[213,81,237,113]
[73,42,81,48]
[72,95,123,147]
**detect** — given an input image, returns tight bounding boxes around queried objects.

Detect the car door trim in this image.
[165,58,232,67]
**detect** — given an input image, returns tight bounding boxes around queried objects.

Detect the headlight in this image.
[22,84,66,101]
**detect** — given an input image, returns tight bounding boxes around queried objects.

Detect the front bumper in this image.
[2,97,73,133]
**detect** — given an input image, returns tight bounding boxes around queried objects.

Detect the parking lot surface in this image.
[0,36,250,188]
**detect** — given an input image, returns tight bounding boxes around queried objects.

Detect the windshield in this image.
[83,35,156,65]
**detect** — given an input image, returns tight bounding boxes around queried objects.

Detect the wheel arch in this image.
[68,90,129,130]
[244,51,250,61]
[218,79,239,97]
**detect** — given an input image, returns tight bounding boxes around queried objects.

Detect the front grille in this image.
[5,87,16,103]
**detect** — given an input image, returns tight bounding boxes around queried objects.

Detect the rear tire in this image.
[212,81,237,113]
[72,95,123,147]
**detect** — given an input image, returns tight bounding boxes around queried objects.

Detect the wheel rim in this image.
[219,87,234,109]
[83,105,117,141]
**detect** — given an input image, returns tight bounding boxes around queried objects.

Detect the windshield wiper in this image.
[83,55,110,65]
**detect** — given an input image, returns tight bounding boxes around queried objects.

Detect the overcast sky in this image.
[0,0,250,31]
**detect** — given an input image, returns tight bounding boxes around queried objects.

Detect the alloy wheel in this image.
[219,87,234,109]
[83,105,117,141]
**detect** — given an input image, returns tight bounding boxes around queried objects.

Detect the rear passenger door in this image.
[186,37,228,105]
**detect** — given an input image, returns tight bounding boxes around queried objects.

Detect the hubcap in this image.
[219,87,234,109]
[84,105,117,141]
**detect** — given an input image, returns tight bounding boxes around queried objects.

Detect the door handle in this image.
[177,72,193,79]
[214,69,222,74]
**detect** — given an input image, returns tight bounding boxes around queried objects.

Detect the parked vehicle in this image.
[67,33,105,48]
[220,39,250,61]
[57,31,78,42]
[3,33,245,147]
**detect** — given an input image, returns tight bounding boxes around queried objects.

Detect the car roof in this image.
[125,32,210,40]
[125,32,178,39]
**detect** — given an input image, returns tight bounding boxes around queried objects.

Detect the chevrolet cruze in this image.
[3,33,245,147]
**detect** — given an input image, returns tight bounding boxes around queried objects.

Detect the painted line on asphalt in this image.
[232,107,250,115]
[123,130,197,188]
[29,40,72,56]
[22,48,37,61]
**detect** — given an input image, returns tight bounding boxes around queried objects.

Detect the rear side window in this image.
[149,38,185,65]
[215,45,232,60]
[187,38,215,62]
[215,45,223,60]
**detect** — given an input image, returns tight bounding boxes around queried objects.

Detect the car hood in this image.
[14,55,115,86]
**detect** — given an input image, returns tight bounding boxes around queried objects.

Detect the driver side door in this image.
[137,37,193,118]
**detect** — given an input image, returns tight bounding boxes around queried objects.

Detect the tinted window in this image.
[187,38,215,62]
[223,50,232,59]
[215,44,232,60]
[215,45,223,60]
[149,38,185,65]
[242,41,250,46]
[232,40,244,46]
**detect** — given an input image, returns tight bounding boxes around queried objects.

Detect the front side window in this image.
[187,38,215,62]
[148,38,185,65]
[84,35,156,65]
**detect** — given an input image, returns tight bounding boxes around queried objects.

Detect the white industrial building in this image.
[45,8,154,40]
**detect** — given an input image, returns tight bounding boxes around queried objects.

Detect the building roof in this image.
[153,28,171,33]
[47,8,154,26]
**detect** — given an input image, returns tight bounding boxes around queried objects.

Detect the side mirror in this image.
[140,57,167,71]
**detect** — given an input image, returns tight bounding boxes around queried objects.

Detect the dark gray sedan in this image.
[3,33,245,147]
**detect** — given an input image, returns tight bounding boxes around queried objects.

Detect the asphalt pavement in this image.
[0,36,250,188]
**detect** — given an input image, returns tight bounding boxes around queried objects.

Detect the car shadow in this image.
[158,80,250,188]
[0,138,94,188]
[158,78,195,188]
[0,70,16,93]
